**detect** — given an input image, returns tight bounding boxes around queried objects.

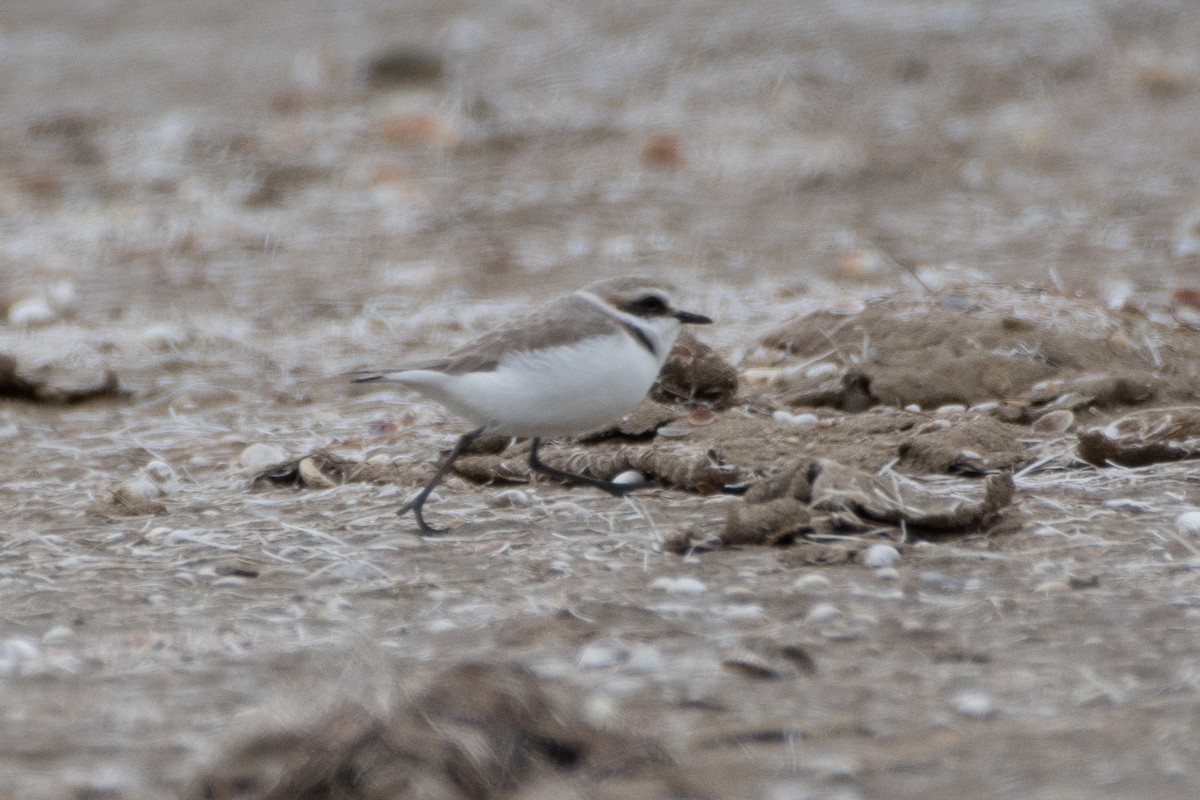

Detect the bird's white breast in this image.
[394,327,676,437]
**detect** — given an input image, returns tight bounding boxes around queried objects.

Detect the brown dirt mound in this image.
[760,290,1200,413]
[189,663,686,800]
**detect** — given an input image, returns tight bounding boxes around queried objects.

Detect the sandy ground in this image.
[3,1,1200,798]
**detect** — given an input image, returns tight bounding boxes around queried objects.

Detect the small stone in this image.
[666,576,708,594]
[792,573,831,592]
[298,457,338,488]
[143,460,178,491]
[936,404,967,414]
[919,571,961,591]
[873,567,900,581]
[640,133,686,168]
[724,586,757,601]
[1175,511,1200,536]
[804,362,839,379]
[720,604,765,621]
[624,644,665,673]
[489,488,532,507]
[721,648,782,679]
[1032,409,1074,435]
[952,690,996,719]
[771,410,818,426]
[138,322,190,350]
[239,443,289,473]
[122,475,164,500]
[805,602,842,624]
[46,280,77,311]
[8,295,57,327]
[578,643,624,670]
[42,626,73,644]
[612,470,645,486]
[863,544,901,569]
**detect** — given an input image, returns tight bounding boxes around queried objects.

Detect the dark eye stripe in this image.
[629,294,667,314]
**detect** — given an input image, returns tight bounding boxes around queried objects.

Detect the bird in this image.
[352,275,713,534]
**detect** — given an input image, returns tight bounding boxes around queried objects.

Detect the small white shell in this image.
[298,457,337,488]
[577,643,623,670]
[772,410,818,426]
[804,362,839,379]
[612,470,645,485]
[792,573,831,592]
[653,576,707,594]
[863,543,901,569]
[1032,409,1075,435]
[1175,511,1200,536]
[805,602,843,624]
[953,691,996,718]
[239,443,289,472]
[7,296,57,327]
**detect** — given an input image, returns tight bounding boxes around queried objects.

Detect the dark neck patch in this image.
[616,318,657,358]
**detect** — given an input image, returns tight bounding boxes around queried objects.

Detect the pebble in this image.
[805,602,843,624]
[919,571,961,591]
[238,443,289,473]
[667,575,700,594]
[792,573,831,592]
[805,362,839,379]
[771,410,819,426]
[46,280,77,311]
[42,626,74,644]
[578,643,623,670]
[489,488,532,507]
[0,638,42,676]
[721,648,782,679]
[723,586,757,601]
[365,453,392,468]
[720,604,766,621]
[138,322,189,350]
[873,567,900,581]
[624,644,665,673]
[863,543,901,569]
[936,404,967,414]
[8,295,57,327]
[1032,409,1075,435]
[121,475,164,500]
[298,457,337,488]
[952,690,996,719]
[612,470,645,486]
[1175,511,1200,536]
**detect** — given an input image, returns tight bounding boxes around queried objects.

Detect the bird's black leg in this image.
[527,438,638,497]
[399,426,487,535]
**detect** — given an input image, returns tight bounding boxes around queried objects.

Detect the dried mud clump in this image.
[651,331,739,408]
[0,353,123,403]
[720,459,1013,548]
[189,662,685,800]
[760,290,1200,413]
[252,450,410,490]
[1077,406,1200,467]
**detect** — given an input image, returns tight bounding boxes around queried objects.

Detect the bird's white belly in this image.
[404,333,666,437]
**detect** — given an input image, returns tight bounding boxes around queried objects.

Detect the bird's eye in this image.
[632,294,667,313]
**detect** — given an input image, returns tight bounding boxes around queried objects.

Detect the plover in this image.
[354,276,713,534]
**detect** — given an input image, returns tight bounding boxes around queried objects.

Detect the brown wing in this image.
[435,294,621,374]
[354,294,622,378]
